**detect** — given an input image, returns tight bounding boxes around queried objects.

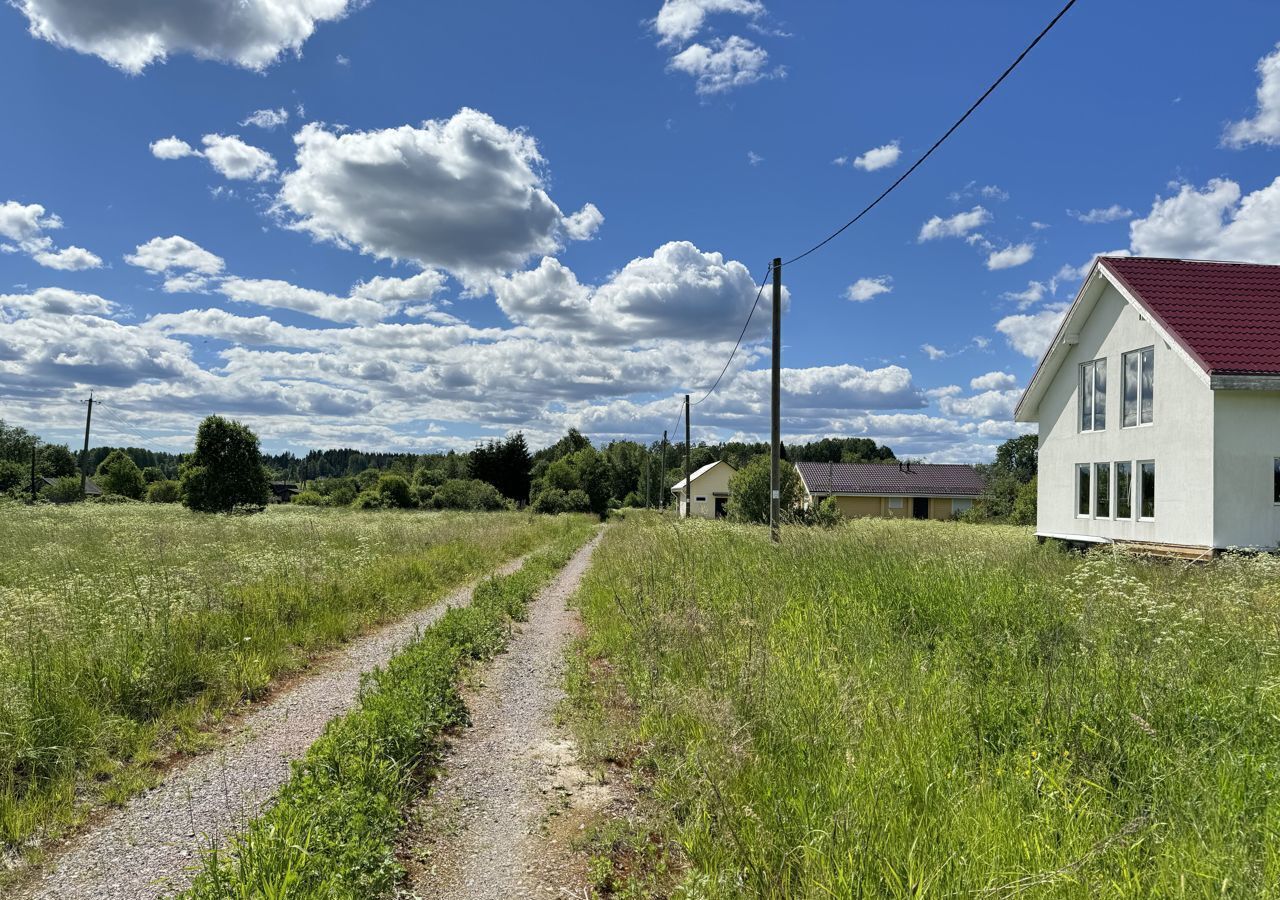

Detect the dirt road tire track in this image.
[14,554,532,900]
[403,532,606,899]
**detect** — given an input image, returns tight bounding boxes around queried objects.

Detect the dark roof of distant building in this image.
[40,476,102,495]
[795,461,986,497]
[1100,256,1280,376]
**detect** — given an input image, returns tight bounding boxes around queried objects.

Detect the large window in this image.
[1274,459,1280,504]
[1079,358,1106,431]
[1123,347,1154,427]
[1094,462,1111,519]
[1116,461,1133,519]
[1077,464,1091,516]
[1139,461,1156,519]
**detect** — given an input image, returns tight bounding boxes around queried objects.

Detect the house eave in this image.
[1210,373,1280,391]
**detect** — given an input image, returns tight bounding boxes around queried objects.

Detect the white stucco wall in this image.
[1212,391,1280,549]
[673,461,734,519]
[1035,282,1215,547]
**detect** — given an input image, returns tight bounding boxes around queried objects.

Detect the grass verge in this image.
[565,511,1280,898]
[179,518,597,899]
[0,506,577,858]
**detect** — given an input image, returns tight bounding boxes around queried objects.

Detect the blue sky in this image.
[2,0,1280,459]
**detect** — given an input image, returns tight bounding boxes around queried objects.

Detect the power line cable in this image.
[691,263,773,407]
[782,0,1079,268]
[687,0,1079,410]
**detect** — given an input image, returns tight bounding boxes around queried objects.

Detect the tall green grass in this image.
[0,504,574,853]
[180,519,597,899]
[570,513,1280,898]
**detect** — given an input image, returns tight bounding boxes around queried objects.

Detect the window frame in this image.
[1122,347,1155,428]
[1137,460,1156,521]
[888,497,904,509]
[1079,358,1107,432]
[1116,461,1133,520]
[1076,463,1091,518]
[1094,462,1112,519]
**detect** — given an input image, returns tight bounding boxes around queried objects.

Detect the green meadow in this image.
[0,503,576,854]
[569,512,1280,898]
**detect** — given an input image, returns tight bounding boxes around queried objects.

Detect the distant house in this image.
[796,461,985,520]
[1015,256,1280,552]
[269,481,301,503]
[39,476,102,501]
[670,460,736,519]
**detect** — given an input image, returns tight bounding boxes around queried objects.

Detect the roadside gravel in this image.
[13,555,531,900]
[403,532,606,900]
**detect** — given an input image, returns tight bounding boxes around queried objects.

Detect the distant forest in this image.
[1,417,899,513]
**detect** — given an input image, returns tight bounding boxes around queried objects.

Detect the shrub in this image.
[95,449,146,499]
[531,487,592,515]
[726,455,803,524]
[431,478,508,511]
[180,416,270,513]
[39,476,84,503]
[352,490,390,510]
[145,480,182,503]
[1010,475,1037,526]
[375,474,415,509]
[810,496,842,528]
[292,489,326,506]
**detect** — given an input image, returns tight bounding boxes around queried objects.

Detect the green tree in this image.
[994,433,1038,483]
[146,480,182,503]
[141,465,165,484]
[95,449,146,499]
[726,456,804,525]
[180,416,270,512]
[39,444,78,478]
[0,459,28,494]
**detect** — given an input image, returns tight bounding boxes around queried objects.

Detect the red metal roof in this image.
[795,461,986,497]
[1100,257,1280,376]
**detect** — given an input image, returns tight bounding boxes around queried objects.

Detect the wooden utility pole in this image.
[684,394,691,519]
[660,431,668,509]
[29,440,38,504]
[770,258,782,543]
[80,392,94,497]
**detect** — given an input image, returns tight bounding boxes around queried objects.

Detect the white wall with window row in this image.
[1075,459,1155,520]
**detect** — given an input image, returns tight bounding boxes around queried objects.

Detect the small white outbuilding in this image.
[670,460,736,519]
[1015,256,1280,553]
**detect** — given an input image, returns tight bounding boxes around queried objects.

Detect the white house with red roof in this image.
[795,461,985,520]
[1015,256,1280,552]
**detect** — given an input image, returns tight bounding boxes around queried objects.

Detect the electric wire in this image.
[687,0,1079,410]
[691,263,773,406]
[781,0,1079,268]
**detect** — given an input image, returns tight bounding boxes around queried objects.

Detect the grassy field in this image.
[569,512,1280,898]
[0,503,584,855]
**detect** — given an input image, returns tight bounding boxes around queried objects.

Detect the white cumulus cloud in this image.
[970,371,1018,391]
[1070,204,1133,224]
[276,109,599,281]
[0,200,101,271]
[201,134,277,181]
[149,136,200,160]
[996,302,1068,359]
[986,242,1035,270]
[241,108,290,130]
[125,235,226,275]
[12,0,363,73]
[668,36,778,95]
[918,206,991,241]
[852,141,901,172]
[1129,177,1280,263]
[845,276,892,302]
[1224,43,1280,148]
[654,0,764,45]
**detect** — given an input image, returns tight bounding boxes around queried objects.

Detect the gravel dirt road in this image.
[13,555,531,900]
[402,532,607,900]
